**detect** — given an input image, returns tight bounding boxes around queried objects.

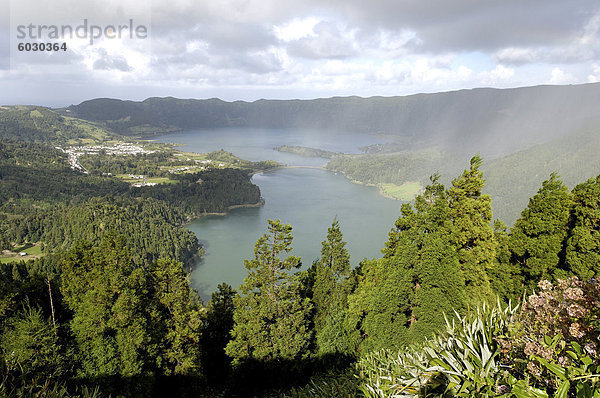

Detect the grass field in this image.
[116,174,177,185]
[0,244,44,263]
[22,245,42,255]
[145,177,177,184]
[379,182,422,201]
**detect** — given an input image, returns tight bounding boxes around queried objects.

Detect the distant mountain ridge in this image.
[62,83,600,156]
[55,83,600,225]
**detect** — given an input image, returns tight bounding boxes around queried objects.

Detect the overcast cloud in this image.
[1,0,600,106]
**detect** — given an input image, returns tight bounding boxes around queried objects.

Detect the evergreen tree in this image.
[225,220,312,364]
[401,176,465,342]
[565,175,600,279]
[349,175,465,351]
[61,235,149,377]
[349,256,413,352]
[312,219,357,357]
[147,258,204,376]
[0,227,9,251]
[61,235,204,379]
[203,283,237,384]
[447,155,496,305]
[488,219,523,301]
[509,173,572,288]
[1,306,66,393]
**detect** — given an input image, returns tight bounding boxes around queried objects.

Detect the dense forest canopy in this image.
[2,145,600,396]
[2,87,600,396]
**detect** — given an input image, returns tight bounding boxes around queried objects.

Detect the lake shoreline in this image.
[191,198,266,219]
[328,169,403,201]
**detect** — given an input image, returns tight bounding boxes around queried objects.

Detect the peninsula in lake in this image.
[273,145,340,159]
[57,82,600,224]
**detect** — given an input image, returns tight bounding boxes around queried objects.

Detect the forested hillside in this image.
[327,121,600,225]
[2,153,600,397]
[64,83,600,156]
[0,106,116,144]
[0,107,265,269]
[61,83,600,226]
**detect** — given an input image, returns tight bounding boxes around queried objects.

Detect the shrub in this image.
[357,301,519,397]
[498,277,600,396]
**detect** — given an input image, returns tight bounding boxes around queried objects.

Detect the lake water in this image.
[154,128,403,301]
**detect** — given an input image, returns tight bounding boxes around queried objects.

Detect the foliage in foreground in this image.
[357,278,600,397]
[357,301,518,397]
[498,277,600,397]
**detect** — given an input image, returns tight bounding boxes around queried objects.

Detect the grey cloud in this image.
[199,48,282,74]
[145,0,600,67]
[495,45,600,66]
[148,15,278,73]
[151,41,281,76]
[0,34,9,70]
[494,11,600,66]
[319,0,596,53]
[200,22,276,51]
[219,50,282,74]
[287,21,357,59]
[5,0,600,104]
[1,0,9,70]
[92,49,132,71]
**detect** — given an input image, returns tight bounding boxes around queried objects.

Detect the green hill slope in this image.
[0,105,116,144]
[484,124,600,225]
[328,124,600,226]
[63,83,600,157]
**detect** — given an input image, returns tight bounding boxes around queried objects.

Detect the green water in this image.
[154,128,403,300]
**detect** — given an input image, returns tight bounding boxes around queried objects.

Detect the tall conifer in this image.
[349,175,465,351]
[510,173,572,287]
[447,155,496,305]
[565,175,600,279]
[225,220,312,364]
[312,219,357,356]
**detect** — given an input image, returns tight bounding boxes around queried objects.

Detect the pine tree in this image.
[61,235,204,378]
[225,220,312,364]
[148,258,204,376]
[404,176,465,341]
[349,175,465,351]
[1,306,65,391]
[203,283,237,383]
[565,175,600,279]
[312,219,357,357]
[488,219,523,301]
[61,235,149,377]
[509,173,572,288]
[447,155,496,305]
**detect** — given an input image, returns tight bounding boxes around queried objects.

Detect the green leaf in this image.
[511,379,549,398]
[571,341,582,356]
[554,380,570,398]
[576,382,592,398]
[536,356,567,381]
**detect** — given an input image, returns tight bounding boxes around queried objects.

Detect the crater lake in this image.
[154,128,403,300]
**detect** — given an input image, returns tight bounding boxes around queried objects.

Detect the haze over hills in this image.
[63,82,600,158]
[4,82,598,225]
[57,82,600,225]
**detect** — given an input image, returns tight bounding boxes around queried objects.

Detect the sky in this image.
[1,0,600,106]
